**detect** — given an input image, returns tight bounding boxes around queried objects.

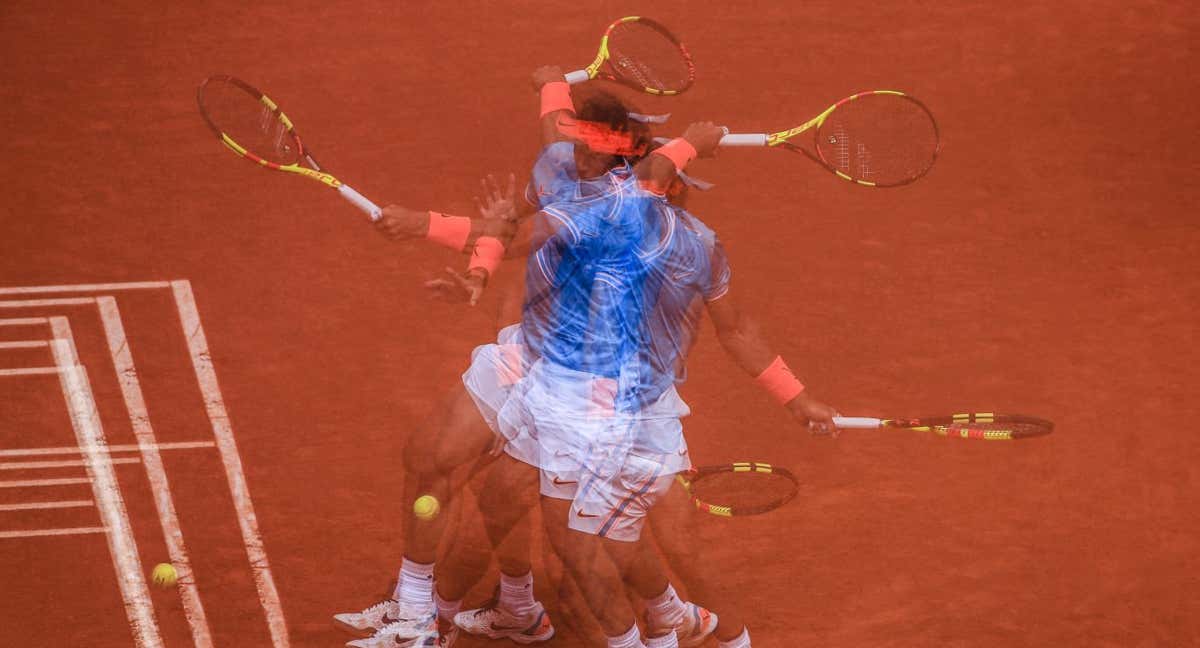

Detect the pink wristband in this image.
[468,236,506,277]
[754,356,805,406]
[651,137,698,171]
[426,211,471,251]
[539,81,573,118]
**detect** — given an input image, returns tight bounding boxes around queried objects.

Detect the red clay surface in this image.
[1,1,1197,646]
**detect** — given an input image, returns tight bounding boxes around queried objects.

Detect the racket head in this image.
[776,90,941,187]
[678,462,799,517]
[197,75,307,169]
[592,16,695,95]
[885,413,1054,440]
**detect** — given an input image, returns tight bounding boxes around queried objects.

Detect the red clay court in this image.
[1,1,1196,646]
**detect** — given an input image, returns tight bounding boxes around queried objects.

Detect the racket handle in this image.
[719,133,769,147]
[564,69,591,85]
[338,184,382,222]
[832,416,882,429]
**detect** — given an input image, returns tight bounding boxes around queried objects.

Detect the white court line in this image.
[174,279,291,648]
[0,317,49,326]
[0,340,49,349]
[50,325,163,648]
[0,526,108,539]
[0,499,93,511]
[0,457,141,470]
[0,298,96,308]
[0,477,92,488]
[0,440,215,458]
[0,367,63,376]
[0,281,171,295]
[97,296,215,648]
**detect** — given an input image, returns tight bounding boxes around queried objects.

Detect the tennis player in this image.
[331,98,727,648]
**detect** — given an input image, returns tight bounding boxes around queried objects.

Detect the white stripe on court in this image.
[0,367,63,376]
[173,279,291,648]
[0,457,141,470]
[0,281,171,295]
[0,477,92,488]
[0,298,95,308]
[0,317,49,326]
[0,499,93,511]
[0,340,49,349]
[50,324,163,648]
[0,526,108,539]
[97,296,215,648]
[0,441,215,458]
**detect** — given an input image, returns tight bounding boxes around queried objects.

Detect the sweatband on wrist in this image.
[539,81,573,118]
[755,356,805,405]
[651,137,698,171]
[426,212,471,251]
[468,236,506,277]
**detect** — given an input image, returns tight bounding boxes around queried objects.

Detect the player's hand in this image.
[424,267,488,306]
[531,65,566,91]
[681,121,726,159]
[375,205,423,240]
[475,173,518,223]
[786,392,841,438]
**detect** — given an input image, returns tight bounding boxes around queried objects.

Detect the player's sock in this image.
[645,584,686,631]
[608,623,645,648]
[646,630,680,648]
[434,587,461,623]
[393,558,435,612]
[718,627,751,648]
[499,570,536,616]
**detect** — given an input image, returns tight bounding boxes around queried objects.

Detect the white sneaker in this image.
[345,605,437,648]
[676,603,718,648]
[334,599,401,638]
[345,626,439,648]
[453,599,555,644]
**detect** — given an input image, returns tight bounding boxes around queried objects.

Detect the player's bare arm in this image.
[706,286,839,432]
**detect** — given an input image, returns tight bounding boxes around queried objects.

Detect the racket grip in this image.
[338,184,382,222]
[832,416,882,429]
[564,69,590,85]
[719,133,769,147]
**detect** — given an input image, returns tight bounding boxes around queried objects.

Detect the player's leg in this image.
[336,382,497,644]
[541,495,649,646]
[453,454,556,643]
[649,481,751,647]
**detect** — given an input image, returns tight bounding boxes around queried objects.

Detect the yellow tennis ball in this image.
[413,495,440,520]
[151,563,177,588]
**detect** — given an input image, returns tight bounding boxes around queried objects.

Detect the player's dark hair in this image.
[575,89,650,166]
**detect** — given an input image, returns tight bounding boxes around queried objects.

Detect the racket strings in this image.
[939,420,1049,440]
[200,80,299,166]
[814,94,939,186]
[687,471,797,513]
[607,22,692,92]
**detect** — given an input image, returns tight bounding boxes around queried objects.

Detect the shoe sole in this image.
[461,626,555,644]
[678,610,719,648]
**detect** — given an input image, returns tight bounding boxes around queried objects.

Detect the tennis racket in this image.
[831,412,1053,440]
[676,462,799,517]
[720,90,940,187]
[197,75,382,221]
[563,16,695,95]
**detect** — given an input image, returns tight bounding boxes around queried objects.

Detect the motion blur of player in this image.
[329,86,734,648]
[432,69,836,648]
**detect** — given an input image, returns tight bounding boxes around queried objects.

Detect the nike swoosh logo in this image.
[490,622,526,631]
[552,477,577,485]
[678,448,688,456]
[381,613,399,624]
[576,509,599,518]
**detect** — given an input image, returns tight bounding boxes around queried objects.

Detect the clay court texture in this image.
[1,1,1196,646]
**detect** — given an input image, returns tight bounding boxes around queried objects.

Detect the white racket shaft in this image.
[719,133,769,147]
[564,69,591,85]
[832,416,883,429]
[337,184,382,222]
